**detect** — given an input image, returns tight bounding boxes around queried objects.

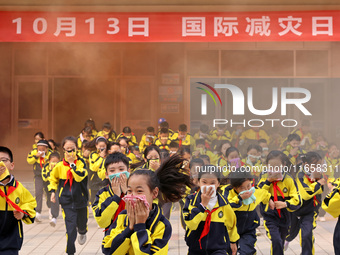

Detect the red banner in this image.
[0,10,339,42]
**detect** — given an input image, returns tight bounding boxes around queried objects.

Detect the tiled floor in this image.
[18,181,336,255]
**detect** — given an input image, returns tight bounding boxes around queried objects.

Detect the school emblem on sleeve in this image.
[15,197,20,204]
[283,187,288,193]
[218,211,223,218]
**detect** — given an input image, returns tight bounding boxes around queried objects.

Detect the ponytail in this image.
[129,154,192,202]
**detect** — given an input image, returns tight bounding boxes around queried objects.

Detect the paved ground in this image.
[13,169,337,255]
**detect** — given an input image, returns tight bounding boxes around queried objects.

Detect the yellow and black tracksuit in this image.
[92,185,125,235]
[209,129,232,151]
[157,128,175,137]
[192,149,219,165]
[193,132,212,149]
[322,180,340,254]
[42,163,60,219]
[257,173,301,255]
[154,138,171,151]
[286,169,323,255]
[89,152,109,205]
[183,191,239,255]
[27,148,52,214]
[324,154,340,184]
[222,185,271,255]
[0,176,36,254]
[170,133,195,148]
[102,203,171,255]
[77,134,95,150]
[139,133,156,153]
[97,130,117,142]
[283,145,306,165]
[239,129,270,145]
[48,157,89,255]
[285,128,314,150]
[116,133,138,147]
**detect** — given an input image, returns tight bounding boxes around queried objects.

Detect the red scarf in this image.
[39,157,45,169]
[63,159,77,191]
[179,139,182,148]
[113,193,126,222]
[305,175,320,207]
[256,131,260,140]
[0,182,29,216]
[272,181,285,217]
[198,207,219,249]
[299,128,304,140]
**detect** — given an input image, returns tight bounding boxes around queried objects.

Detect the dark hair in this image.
[34,132,45,139]
[108,142,120,150]
[130,146,139,152]
[0,146,13,162]
[258,139,267,144]
[62,136,77,148]
[85,137,107,151]
[146,126,155,133]
[179,124,187,132]
[123,126,132,133]
[159,128,169,135]
[48,139,59,149]
[217,141,232,156]
[49,152,61,160]
[198,165,222,182]
[104,152,129,170]
[229,170,253,188]
[160,121,169,129]
[189,158,204,169]
[178,146,190,156]
[266,150,290,166]
[83,126,92,135]
[247,144,262,153]
[117,137,129,145]
[287,133,301,142]
[169,141,179,149]
[102,122,112,130]
[200,124,209,133]
[226,147,240,158]
[301,151,322,165]
[129,154,192,202]
[160,149,170,161]
[85,119,96,130]
[144,145,161,158]
[195,139,205,147]
[199,155,210,163]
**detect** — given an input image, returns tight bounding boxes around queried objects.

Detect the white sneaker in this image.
[35,212,42,223]
[50,218,57,227]
[284,241,290,251]
[319,217,326,222]
[78,234,86,245]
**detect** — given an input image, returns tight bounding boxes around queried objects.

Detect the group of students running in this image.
[1,117,340,255]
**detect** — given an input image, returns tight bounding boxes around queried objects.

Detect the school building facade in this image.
[1,0,340,167]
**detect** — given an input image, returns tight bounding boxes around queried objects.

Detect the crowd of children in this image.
[2,117,340,254]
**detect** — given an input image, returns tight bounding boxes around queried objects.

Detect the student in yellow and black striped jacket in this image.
[220,170,273,255]
[322,178,340,255]
[0,146,37,255]
[285,152,325,255]
[92,153,130,235]
[27,139,52,222]
[48,136,89,255]
[257,151,301,255]
[183,166,239,255]
[102,154,192,255]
